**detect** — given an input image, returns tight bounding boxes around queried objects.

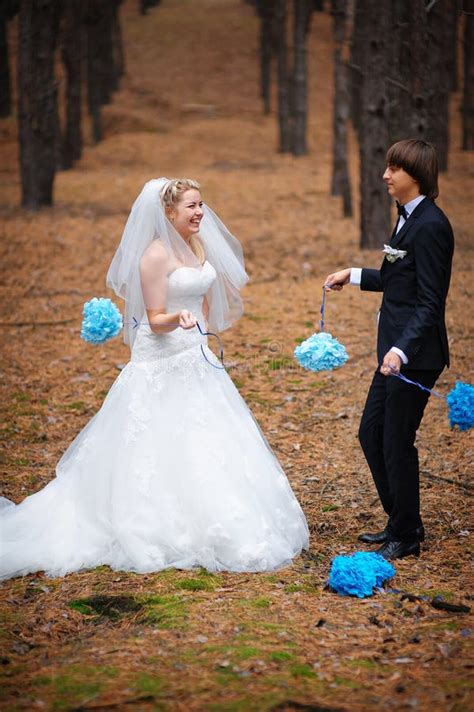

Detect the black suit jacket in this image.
[360,197,454,370]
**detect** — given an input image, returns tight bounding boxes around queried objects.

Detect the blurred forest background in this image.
[1,0,473,242]
[0,1,473,711]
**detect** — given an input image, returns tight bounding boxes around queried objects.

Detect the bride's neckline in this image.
[168,260,210,278]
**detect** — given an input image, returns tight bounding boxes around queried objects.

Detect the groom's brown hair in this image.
[386,139,439,200]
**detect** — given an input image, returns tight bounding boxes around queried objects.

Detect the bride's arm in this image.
[140,242,196,333]
[146,307,196,333]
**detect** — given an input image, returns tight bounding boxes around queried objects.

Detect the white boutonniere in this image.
[383,244,407,263]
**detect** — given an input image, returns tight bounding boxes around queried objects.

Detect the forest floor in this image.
[0,1,473,711]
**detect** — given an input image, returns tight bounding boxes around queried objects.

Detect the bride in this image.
[0,178,309,579]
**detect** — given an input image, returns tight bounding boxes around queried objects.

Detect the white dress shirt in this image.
[349,196,427,365]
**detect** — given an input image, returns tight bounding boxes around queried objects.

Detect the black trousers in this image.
[358,368,443,541]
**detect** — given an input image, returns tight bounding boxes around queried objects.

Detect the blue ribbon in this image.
[196,322,225,370]
[320,287,326,332]
[386,367,444,399]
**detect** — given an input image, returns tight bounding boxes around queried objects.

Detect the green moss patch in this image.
[139,594,188,629]
[31,665,118,711]
[68,595,142,618]
[269,651,295,663]
[67,593,188,629]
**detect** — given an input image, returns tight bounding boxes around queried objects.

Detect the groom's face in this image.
[383,165,420,204]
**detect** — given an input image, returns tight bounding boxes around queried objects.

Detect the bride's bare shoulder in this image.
[141,239,168,262]
[140,240,169,276]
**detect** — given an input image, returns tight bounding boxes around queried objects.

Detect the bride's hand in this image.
[178,309,197,329]
[324,268,351,291]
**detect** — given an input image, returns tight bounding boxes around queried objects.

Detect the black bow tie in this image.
[396,201,408,220]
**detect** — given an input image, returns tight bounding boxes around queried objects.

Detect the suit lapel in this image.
[390,218,411,247]
[390,197,432,248]
[389,218,400,243]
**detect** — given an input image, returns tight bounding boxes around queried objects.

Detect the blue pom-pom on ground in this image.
[294,332,348,372]
[328,552,396,598]
[81,298,123,345]
[446,381,474,431]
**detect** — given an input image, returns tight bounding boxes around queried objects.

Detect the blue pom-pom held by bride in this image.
[81,298,123,345]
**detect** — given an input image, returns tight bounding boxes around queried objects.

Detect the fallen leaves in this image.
[0,1,473,711]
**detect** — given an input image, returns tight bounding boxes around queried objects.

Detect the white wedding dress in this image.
[0,261,309,579]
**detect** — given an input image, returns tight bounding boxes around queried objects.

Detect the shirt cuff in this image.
[390,346,408,365]
[350,268,362,286]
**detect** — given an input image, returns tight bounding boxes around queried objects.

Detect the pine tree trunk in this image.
[112,0,125,91]
[348,0,363,134]
[275,0,291,152]
[386,0,410,143]
[449,0,461,91]
[331,0,352,216]
[426,0,455,171]
[405,0,430,140]
[292,0,312,155]
[462,0,474,149]
[100,2,115,104]
[385,0,439,148]
[84,1,111,144]
[0,7,11,117]
[140,0,161,15]
[62,0,83,169]
[257,0,274,115]
[18,0,60,209]
[358,0,391,248]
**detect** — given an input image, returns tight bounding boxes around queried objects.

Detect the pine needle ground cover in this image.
[0,1,472,710]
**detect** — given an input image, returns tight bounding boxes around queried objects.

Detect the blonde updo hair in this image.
[160,178,205,264]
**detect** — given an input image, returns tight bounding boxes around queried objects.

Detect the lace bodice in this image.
[131,260,216,362]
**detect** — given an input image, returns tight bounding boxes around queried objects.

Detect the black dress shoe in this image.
[358,529,388,544]
[376,539,420,560]
[358,525,425,545]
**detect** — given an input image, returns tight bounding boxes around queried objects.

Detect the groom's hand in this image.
[324,268,351,291]
[381,351,402,377]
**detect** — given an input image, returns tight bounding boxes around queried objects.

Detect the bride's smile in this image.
[168,188,204,241]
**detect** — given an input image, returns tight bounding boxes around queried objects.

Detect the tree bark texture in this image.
[100,3,115,104]
[275,0,291,152]
[331,0,352,216]
[84,1,116,143]
[385,0,411,143]
[18,0,60,209]
[390,0,457,171]
[61,0,83,169]
[0,1,19,118]
[348,0,363,134]
[425,0,458,171]
[358,0,391,248]
[449,0,462,90]
[0,8,11,117]
[140,0,161,15]
[404,0,430,140]
[292,0,312,155]
[257,0,274,115]
[112,0,125,91]
[84,1,102,144]
[462,0,474,149]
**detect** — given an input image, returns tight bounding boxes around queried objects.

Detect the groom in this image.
[325,139,454,560]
